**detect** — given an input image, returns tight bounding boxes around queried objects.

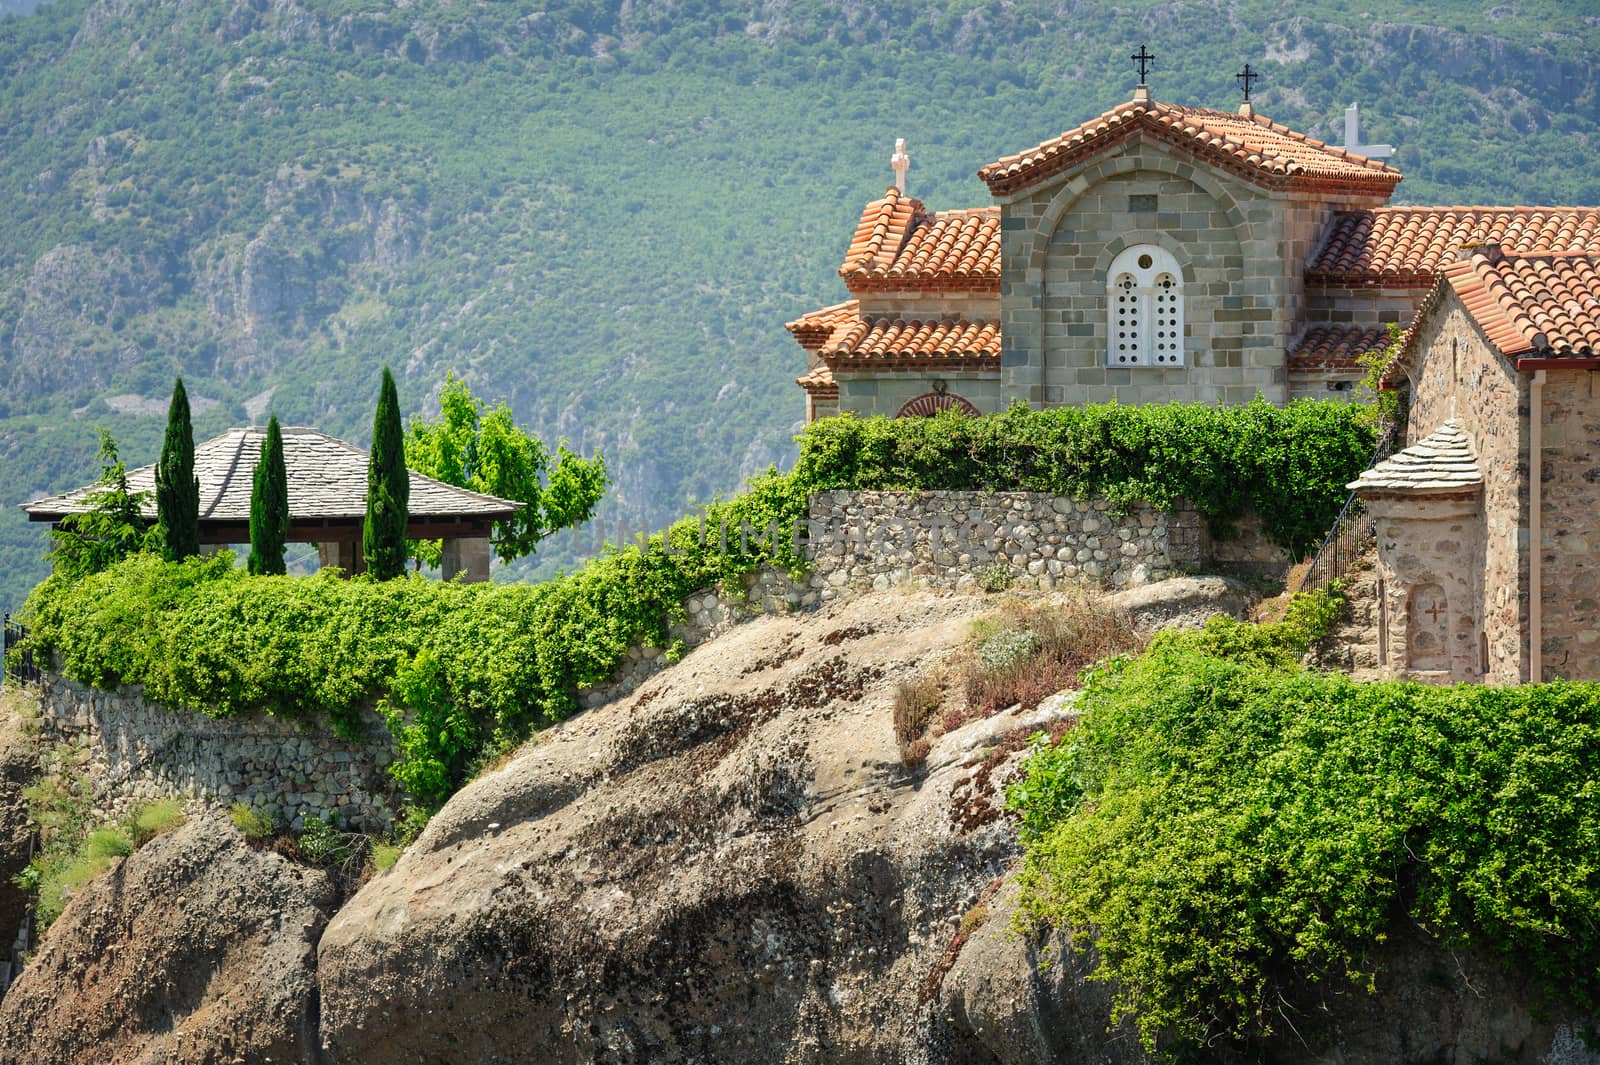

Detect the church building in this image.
[788,75,1600,686]
[789,83,1599,422]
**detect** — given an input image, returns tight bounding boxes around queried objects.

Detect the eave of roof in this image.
[24,426,525,523]
[980,98,1401,199]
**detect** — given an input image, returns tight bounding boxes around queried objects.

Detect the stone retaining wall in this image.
[34,672,399,833]
[584,490,1286,703]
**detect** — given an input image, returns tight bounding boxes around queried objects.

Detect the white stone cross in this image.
[891,138,909,194]
[1343,103,1394,160]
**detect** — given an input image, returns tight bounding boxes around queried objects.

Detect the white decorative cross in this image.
[1343,103,1394,160]
[891,138,910,194]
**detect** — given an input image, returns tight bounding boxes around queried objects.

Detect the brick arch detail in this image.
[897,392,981,418]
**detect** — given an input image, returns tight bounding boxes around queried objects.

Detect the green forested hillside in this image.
[2,0,1598,610]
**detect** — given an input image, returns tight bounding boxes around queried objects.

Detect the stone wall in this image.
[1537,369,1600,681]
[1404,297,1528,682]
[34,672,399,833]
[584,490,1286,704]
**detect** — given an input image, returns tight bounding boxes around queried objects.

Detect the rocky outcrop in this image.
[317,590,1051,1063]
[0,694,38,968]
[0,814,337,1064]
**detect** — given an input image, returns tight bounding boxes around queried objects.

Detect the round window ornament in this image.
[1138,253,1153,269]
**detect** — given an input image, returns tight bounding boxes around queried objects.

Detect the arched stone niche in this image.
[1407,583,1450,671]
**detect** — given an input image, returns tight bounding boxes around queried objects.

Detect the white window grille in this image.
[1107,245,1184,367]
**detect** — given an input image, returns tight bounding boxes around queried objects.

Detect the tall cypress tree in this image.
[155,377,200,561]
[248,416,289,576]
[363,367,409,579]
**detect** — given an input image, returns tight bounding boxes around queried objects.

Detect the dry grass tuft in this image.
[959,594,1143,723]
[893,673,944,767]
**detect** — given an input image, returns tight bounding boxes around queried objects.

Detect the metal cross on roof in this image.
[1235,63,1259,102]
[1131,45,1155,83]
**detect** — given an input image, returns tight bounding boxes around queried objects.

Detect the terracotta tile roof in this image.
[1308,207,1600,285]
[796,363,837,395]
[785,300,860,349]
[980,98,1400,198]
[1350,419,1481,496]
[837,187,1001,293]
[25,426,523,523]
[822,316,1002,368]
[1287,325,1394,374]
[1444,249,1600,356]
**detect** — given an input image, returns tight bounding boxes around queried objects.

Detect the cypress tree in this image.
[363,366,409,579]
[155,377,200,561]
[248,416,289,576]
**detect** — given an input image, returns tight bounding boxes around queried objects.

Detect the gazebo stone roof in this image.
[24,425,522,543]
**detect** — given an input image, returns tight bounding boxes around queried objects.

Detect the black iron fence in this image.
[2,613,40,687]
[1291,421,1400,596]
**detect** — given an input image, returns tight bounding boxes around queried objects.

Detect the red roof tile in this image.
[1287,325,1394,374]
[838,188,1001,293]
[823,316,1001,368]
[1309,207,1600,285]
[785,300,860,349]
[980,98,1400,198]
[796,363,837,395]
[1449,250,1600,356]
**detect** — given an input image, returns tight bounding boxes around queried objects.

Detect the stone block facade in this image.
[34,672,400,833]
[996,141,1387,408]
[1536,370,1600,680]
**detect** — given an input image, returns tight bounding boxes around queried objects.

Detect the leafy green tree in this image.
[48,430,153,580]
[247,416,288,576]
[405,374,609,566]
[363,367,409,580]
[154,377,200,562]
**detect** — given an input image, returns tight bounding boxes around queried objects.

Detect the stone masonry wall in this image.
[34,672,400,833]
[1538,369,1600,681]
[1405,297,1527,682]
[585,490,1284,704]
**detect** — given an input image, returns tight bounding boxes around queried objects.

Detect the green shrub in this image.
[1008,619,1600,1054]
[129,799,186,845]
[85,826,133,861]
[229,802,276,842]
[370,841,402,873]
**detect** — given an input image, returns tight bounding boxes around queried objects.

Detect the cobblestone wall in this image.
[584,490,1284,703]
[34,672,399,833]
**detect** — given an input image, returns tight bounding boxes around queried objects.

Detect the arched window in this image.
[1107,245,1184,367]
[897,391,980,418]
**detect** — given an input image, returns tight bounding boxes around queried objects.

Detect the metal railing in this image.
[2,613,40,687]
[1291,421,1400,595]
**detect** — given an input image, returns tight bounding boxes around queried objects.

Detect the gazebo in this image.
[23,425,522,582]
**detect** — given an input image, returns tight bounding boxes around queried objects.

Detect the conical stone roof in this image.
[1349,419,1483,496]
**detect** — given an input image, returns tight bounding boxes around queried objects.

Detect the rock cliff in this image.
[0,588,1595,1063]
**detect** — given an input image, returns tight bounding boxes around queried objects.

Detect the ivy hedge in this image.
[17,401,1373,809]
[1008,612,1600,1054]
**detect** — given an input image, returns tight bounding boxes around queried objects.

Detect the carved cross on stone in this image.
[1424,600,1445,623]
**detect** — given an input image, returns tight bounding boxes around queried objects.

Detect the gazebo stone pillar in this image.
[1349,419,1484,683]
[441,536,491,583]
[317,540,364,576]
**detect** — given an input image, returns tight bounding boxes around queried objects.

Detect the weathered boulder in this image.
[1106,575,1254,633]
[317,591,1060,1064]
[0,814,337,1065]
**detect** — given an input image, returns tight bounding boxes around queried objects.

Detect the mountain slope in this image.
[2,0,1598,609]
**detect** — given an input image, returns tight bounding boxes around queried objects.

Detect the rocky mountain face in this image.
[1,589,1595,1063]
